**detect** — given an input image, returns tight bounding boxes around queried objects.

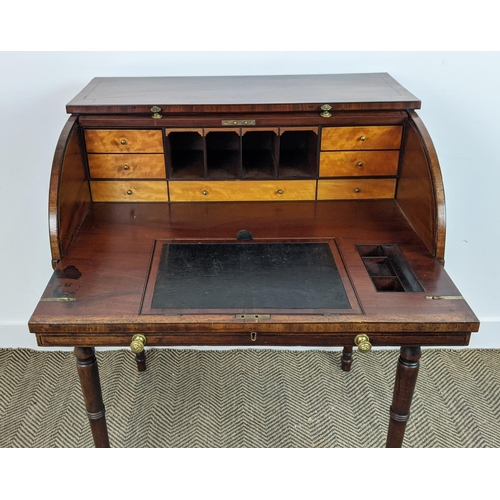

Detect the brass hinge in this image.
[425,295,464,300]
[222,119,256,126]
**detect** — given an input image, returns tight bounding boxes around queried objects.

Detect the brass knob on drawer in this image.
[359,136,366,141]
[127,190,133,195]
[320,104,332,117]
[354,334,372,353]
[130,334,147,354]
[202,190,209,195]
[354,187,361,193]
[120,139,127,145]
[123,164,130,170]
[357,161,363,167]
[277,189,284,195]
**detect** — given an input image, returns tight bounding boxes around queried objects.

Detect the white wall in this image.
[0,51,498,349]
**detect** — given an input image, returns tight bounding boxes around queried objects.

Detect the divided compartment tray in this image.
[357,244,424,292]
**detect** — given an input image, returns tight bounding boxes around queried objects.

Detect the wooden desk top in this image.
[66,73,421,114]
[29,200,478,347]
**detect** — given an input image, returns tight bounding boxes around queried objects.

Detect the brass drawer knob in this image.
[357,161,363,167]
[354,334,372,353]
[277,189,284,195]
[127,190,133,195]
[202,190,209,195]
[320,104,332,118]
[130,334,147,354]
[354,187,361,193]
[123,164,130,170]
[120,139,127,145]
[359,136,366,141]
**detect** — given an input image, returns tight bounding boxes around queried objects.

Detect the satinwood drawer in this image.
[88,154,166,179]
[317,179,396,200]
[169,180,317,202]
[321,126,402,151]
[90,181,169,202]
[85,129,164,153]
[319,151,400,177]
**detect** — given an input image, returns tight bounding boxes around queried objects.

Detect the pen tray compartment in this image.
[357,244,424,293]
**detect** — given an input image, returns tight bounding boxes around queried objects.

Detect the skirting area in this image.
[0,348,499,448]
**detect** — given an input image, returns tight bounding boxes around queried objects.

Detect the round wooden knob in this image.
[120,139,127,145]
[354,334,372,353]
[130,334,147,354]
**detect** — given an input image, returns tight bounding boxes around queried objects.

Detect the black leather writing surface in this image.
[150,243,350,311]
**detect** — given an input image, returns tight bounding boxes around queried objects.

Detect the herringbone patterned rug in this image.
[0,348,499,448]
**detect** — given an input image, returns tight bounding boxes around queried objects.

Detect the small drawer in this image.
[169,180,317,202]
[317,179,396,200]
[88,154,166,179]
[85,129,164,153]
[90,181,169,202]
[319,151,399,177]
[321,126,402,151]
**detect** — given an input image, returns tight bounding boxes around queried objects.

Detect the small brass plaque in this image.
[222,120,256,126]
[238,314,271,320]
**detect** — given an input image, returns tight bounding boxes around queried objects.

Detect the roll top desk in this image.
[29,74,479,447]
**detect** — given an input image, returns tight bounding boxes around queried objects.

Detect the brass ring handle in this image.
[354,334,372,353]
[130,334,147,354]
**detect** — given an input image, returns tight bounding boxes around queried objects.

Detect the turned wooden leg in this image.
[341,346,353,371]
[74,347,110,448]
[135,350,147,372]
[386,346,421,448]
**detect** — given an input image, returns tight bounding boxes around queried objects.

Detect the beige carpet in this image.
[0,348,499,448]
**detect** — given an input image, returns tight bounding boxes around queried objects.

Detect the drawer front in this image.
[169,180,317,202]
[88,154,166,179]
[317,179,396,200]
[321,126,402,151]
[85,129,164,153]
[319,151,399,177]
[90,181,169,202]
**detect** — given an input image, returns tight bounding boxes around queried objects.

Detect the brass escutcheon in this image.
[320,111,332,118]
[130,334,147,354]
[354,334,372,353]
[250,332,257,342]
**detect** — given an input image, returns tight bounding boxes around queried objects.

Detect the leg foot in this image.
[74,347,110,448]
[386,346,421,448]
[135,350,147,372]
[341,346,353,371]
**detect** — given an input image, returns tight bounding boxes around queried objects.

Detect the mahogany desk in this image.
[29,74,479,447]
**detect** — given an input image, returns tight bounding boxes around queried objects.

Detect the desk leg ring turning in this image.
[386,345,421,448]
[74,347,110,448]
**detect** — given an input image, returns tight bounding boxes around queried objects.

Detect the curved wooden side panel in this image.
[396,111,446,262]
[49,116,91,267]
